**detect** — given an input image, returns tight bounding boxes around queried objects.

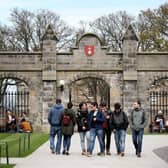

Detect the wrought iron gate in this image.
[149,90,168,123]
[0,91,29,131]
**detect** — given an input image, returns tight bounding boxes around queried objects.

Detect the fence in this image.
[149,90,168,123]
[0,91,29,132]
[0,133,31,164]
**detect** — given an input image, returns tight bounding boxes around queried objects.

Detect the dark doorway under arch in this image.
[69,77,110,108]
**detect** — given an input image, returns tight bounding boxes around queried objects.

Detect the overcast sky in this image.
[0,0,166,27]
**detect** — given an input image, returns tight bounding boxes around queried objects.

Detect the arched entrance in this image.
[0,77,29,131]
[149,77,168,123]
[69,77,110,108]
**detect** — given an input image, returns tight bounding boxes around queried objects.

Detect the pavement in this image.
[2,134,168,168]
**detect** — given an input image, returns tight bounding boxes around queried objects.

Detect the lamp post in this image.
[59,80,65,92]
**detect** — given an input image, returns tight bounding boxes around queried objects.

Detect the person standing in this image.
[111,103,129,157]
[61,102,76,155]
[48,99,64,155]
[88,102,105,156]
[76,102,90,155]
[129,100,148,157]
[100,102,112,155]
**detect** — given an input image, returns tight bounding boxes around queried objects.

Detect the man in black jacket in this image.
[76,102,90,155]
[111,103,129,157]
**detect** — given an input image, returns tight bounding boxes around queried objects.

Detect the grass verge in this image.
[0,133,49,157]
[0,164,15,168]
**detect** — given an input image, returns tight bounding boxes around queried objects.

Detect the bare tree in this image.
[72,78,109,105]
[9,8,34,51]
[35,9,74,51]
[90,11,134,51]
[0,8,74,51]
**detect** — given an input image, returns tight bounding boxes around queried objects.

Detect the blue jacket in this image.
[89,109,105,130]
[48,103,64,127]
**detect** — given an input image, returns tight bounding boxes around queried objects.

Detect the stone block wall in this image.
[0,25,168,131]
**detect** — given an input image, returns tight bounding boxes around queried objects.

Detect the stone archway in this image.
[0,73,38,125]
[65,73,111,108]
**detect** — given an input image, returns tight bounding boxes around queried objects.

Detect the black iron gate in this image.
[149,90,168,123]
[0,91,29,131]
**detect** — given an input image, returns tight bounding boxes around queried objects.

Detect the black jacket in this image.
[102,110,112,130]
[88,109,105,129]
[111,110,129,130]
[76,109,90,132]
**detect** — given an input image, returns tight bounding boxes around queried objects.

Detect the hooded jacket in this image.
[61,108,76,136]
[48,103,64,127]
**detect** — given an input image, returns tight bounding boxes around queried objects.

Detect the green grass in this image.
[0,133,49,157]
[0,164,15,168]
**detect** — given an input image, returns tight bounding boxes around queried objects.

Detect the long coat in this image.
[61,108,76,136]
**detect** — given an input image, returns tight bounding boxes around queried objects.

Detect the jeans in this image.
[89,128,105,154]
[79,131,90,151]
[103,128,112,152]
[63,135,71,151]
[49,126,62,154]
[114,129,126,153]
[132,129,144,154]
[159,120,164,129]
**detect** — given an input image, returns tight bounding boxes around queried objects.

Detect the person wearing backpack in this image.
[61,102,76,155]
[76,102,90,155]
[129,100,148,158]
[111,103,129,157]
[48,99,64,155]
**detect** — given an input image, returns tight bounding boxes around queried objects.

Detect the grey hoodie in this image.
[129,108,148,131]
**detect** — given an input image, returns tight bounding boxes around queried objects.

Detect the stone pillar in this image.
[41,25,58,131]
[122,25,139,112]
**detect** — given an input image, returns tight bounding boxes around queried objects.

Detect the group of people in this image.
[5,110,32,133]
[48,99,148,158]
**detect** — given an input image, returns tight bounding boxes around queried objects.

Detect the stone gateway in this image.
[0,24,168,131]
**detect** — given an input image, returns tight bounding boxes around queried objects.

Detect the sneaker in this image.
[87,153,92,157]
[97,152,105,156]
[81,150,86,155]
[106,151,111,155]
[120,152,125,157]
[51,149,55,154]
[56,152,61,155]
[135,151,138,156]
[81,151,85,155]
[137,153,141,158]
[62,150,66,155]
[66,151,70,155]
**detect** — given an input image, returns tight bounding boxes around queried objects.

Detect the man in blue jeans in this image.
[111,103,129,157]
[48,99,64,154]
[88,102,105,156]
[129,100,148,157]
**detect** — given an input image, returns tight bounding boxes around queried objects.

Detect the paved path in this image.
[5,134,168,168]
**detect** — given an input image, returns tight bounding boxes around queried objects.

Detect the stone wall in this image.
[0,25,168,131]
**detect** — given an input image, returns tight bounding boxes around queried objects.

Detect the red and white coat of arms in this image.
[84,45,94,56]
